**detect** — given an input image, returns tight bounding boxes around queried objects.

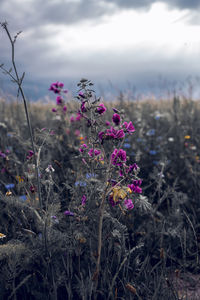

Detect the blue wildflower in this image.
[5,183,15,189]
[155,115,161,120]
[146,129,155,136]
[86,173,96,179]
[19,195,27,202]
[75,181,87,187]
[123,143,131,148]
[149,150,157,155]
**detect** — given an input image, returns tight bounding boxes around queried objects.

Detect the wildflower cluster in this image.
[49,81,68,114]
[74,79,142,213]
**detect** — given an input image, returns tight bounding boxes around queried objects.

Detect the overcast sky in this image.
[1,0,200,100]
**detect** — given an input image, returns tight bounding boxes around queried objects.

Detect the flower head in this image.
[56,96,63,105]
[64,210,74,216]
[112,113,121,125]
[96,103,106,115]
[124,199,134,210]
[123,121,135,134]
[81,195,87,206]
[111,149,127,166]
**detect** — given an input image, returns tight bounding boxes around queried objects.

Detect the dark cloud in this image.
[1,0,200,32]
[105,0,200,10]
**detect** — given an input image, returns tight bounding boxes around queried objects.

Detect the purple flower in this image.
[81,195,87,206]
[128,163,138,173]
[63,106,67,112]
[52,108,57,112]
[88,148,101,157]
[124,199,134,210]
[81,101,87,112]
[109,195,119,207]
[123,121,135,134]
[112,108,119,113]
[79,144,88,153]
[98,131,105,140]
[106,127,125,139]
[79,91,86,98]
[112,113,121,125]
[64,210,74,216]
[56,96,63,105]
[96,103,106,115]
[49,81,64,94]
[27,150,34,160]
[0,151,6,158]
[105,121,110,126]
[111,149,127,166]
[75,112,82,121]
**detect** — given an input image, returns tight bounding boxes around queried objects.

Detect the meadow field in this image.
[0,82,200,299]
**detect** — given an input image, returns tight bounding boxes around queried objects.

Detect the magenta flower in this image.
[63,106,67,112]
[70,115,75,122]
[79,144,88,153]
[52,108,57,112]
[111,149,127,166]
[128,163,138,173]
[75,112,82,121]
[81,101,87,112]
[0,151,6,158]
[49,81,64,94]
[112,113,121,125]
[124,199,134,210]
[88,148,101,157]
[79,91,86,98]
[109,195,119,207]
[64,210,74,216]
[56,96,63,105]
[128,180,142,194]
[81,195,87,206]
[105,121,110,126]
[123,121,135,134]
[27,150,34,160]
[96,103,106,115]
[106,127,125,139]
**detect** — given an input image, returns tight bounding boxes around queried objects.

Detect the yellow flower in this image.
[184,135,190,139]
[111,186,127,202]
[16,176,24,183]
[0,233,6,239]
[6,190,12,196]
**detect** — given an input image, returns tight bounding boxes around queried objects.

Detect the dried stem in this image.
[0,22,42,208]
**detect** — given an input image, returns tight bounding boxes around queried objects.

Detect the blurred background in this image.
[1,0,200,100]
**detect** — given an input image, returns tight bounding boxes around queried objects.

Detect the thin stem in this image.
[1,22,42,208]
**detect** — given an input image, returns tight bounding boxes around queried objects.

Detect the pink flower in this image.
[111,149,127,166]
[64,210,74,216]
[63,106,67,112]
[123,121,135,134]
[79,91,86,98]
[112,113,121,125]
[49,81,64,94]
[52,108,57,112]
[75,112,82,121]
[79,144,88,153]
[124,199,134,210]
[70,115,75,122]
[88,148,101,157]
[81,195,87,206]
[80,101,87,112]
[56,96,63,105]
[105,121,110,126]
[96,103,106,115]
[106,127,125,139]
[75,129,80,136]
[27,150,34,160]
